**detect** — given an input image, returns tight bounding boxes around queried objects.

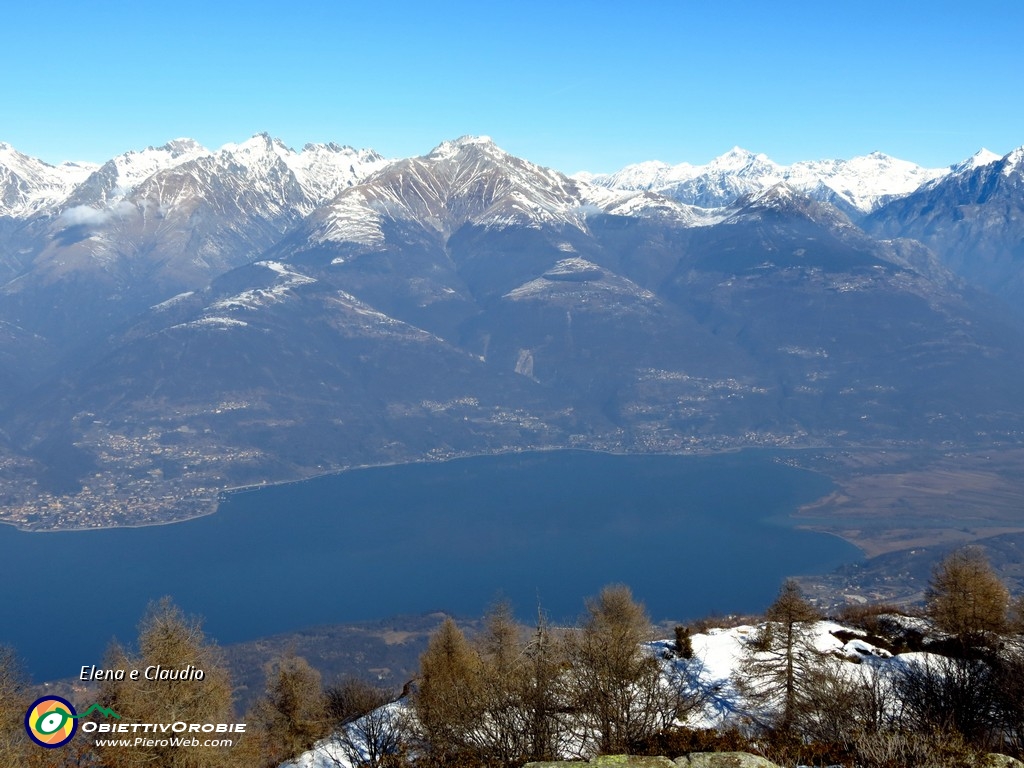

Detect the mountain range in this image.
[1,135,1023,531]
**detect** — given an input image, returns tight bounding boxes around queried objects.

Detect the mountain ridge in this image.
[1,134,1024,534]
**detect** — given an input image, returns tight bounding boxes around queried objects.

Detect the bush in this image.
[853,728,980,768]
[674,626,694,659]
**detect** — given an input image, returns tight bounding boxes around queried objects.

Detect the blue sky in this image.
[3,0,1022,172]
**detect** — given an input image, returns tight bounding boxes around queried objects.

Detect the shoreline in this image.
[2,443,772,534]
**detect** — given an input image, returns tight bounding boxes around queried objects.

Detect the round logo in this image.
[25,696,78,748]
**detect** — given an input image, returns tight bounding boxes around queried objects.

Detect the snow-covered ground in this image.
[652,621,897,731]
[281,618,941,768]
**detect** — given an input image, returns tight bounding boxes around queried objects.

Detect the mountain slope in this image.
[0,135,390,356]
[0,142,97,219]
[7,140,1024,529]
[865,145,1024,307]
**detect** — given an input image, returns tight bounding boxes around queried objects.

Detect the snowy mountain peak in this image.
[735,181,803,211]
[220,133,294,163]
[161,138,207,155]
[0,142,100,217]
[307,137,599,247]
[427,135,503,161]
[725,182,854,233]
[581,147,949,214]
[67,139,210,205]
[711,146,777,172]
[1003,146,1024,174]
[950,148,1002,174]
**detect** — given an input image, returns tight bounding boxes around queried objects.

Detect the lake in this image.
[0,449,858,681]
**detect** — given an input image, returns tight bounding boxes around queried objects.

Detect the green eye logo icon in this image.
[25,696,78,748]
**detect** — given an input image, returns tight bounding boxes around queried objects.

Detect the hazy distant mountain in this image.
[0,142,97,220]
[865,145,1024,308]
[577,147,948,216]
[5,136,1024,529]
[0,135,390,356]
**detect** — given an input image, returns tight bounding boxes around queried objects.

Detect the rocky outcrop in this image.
[981,755,1024,768]
[675,754,780,768]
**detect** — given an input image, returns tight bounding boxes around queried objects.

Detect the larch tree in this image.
[564,585,674,756]
[247,652,330,768]
[738,579,822,735]
[413,617,486,765]
[0,646,28,766]
[98,597,236,768]
[926,547,1008,648]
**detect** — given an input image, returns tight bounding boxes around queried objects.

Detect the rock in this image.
[676,753,781,768]
[591,758,676,768]
[981,755,1024,768]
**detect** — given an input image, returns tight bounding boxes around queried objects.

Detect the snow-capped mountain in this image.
[578,147,948,215]
[2,133,1024,532]
[299,135,707,253]
[0,142,97,218]
[2,135,389,223]
[577,147,785,210]
[948,147,1003,175]
[0,135,392,349]
[62,133,390,218]
[63,138,210,207]
[865,144,1024,306]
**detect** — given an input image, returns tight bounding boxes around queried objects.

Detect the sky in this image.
[2,0,1022,174]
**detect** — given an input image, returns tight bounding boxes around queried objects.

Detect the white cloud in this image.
[59,205,111,227]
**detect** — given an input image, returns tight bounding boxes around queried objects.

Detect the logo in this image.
[24,698,121,748]
[25,696,78,748]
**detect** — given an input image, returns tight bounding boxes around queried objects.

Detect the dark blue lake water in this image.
[0,450,858,681]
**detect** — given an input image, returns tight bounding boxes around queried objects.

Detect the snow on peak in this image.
[286,142,389,200]
[162,137,207,155]
[70,139,211,204]
[950,148,1002,174]
[788,152,947,211]
[0,142,99,217]
[219,133,294,166]
[708,146,777,174]
[427,135,502,161]
[582,148,948,213]
[1003,146,1024,174]
[737,181,804,212]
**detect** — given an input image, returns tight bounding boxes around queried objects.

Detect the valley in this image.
[3,133,1024,623]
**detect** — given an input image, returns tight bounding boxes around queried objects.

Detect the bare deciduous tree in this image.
[98,598,235,768]
[413,617,486,765]
[247,652,330,767]
[325,677,407,768]
[564,585,676,756]
[893,652,999,750]
[737,579,821,735]
[927,547,1008,647]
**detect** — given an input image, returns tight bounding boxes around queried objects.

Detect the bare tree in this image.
[412,605,569,767]
[247,652,330,767]
[518,608,567,761]
[412,617,486,765]
[0,646,27,766]
[927,547,1008,648]
[893,652,999,750]
[97,598,235,768]
[326,677,408,768]
[737,579,821,735]
[564,585,676,756]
